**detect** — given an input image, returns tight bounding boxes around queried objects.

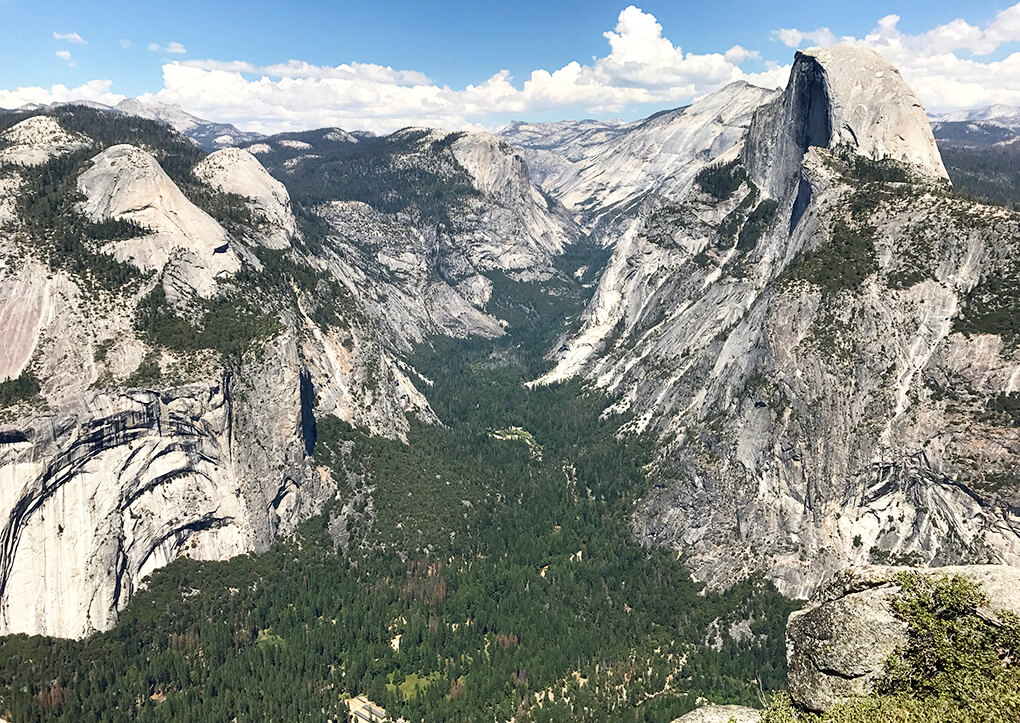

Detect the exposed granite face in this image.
[745,45,948,201]
[0,116,87,167]
[0,113,575,638]
[77,144,242,299]
[673,704,761,722]
[786,565,1020,713]
[499,82,779,236]
[1,383,248,637]
[539,47,1020,597]
[0,331,329,638]
[193,147,297,249]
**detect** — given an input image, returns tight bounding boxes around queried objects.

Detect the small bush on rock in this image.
[762,573,1020,723]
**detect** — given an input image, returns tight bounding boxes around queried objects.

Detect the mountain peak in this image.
[746,44,948,197]
[800,45,946,177]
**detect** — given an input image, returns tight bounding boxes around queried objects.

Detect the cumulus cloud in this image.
[120,39,133,49]
[774,3,1020,111]
[53,31,85,44]
[0,80,125,109]
[141,6,785,134]
[12,5,1020,131]
[772,27,839,48]
[55,50,75,67]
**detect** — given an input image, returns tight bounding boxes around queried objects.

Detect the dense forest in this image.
[939,140,1020,208]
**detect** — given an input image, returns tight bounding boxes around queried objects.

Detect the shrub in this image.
[737,198,780,251]
[787,219,877,291]
[134,285,282,365]
[954,265,1020,348]
[124,352,161,387]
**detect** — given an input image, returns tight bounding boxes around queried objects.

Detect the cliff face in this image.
[538,46,1020,597]
[0,111,573,637]
[744,46,948,201]
[500,82,778,238]
[0,358,321,638]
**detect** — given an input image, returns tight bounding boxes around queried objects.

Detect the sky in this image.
[2,1,1020,134]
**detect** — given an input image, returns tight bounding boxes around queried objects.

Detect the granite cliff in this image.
[533,46,1020,597]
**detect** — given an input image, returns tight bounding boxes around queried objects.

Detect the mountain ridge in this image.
[533,45,1019,597]
[0,104,579,637]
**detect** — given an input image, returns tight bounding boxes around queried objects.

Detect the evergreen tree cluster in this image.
[695,159,747,201]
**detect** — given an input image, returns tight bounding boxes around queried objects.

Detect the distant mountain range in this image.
[929,105,1020,147]
[8,94,1020,156]
[11,97,264,151]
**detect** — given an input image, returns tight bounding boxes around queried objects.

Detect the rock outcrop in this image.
[450,131,574,270]
[537,46,1020,596]
[673,704,761,722]
[0,116,87,167]
[77,144,241,298]
[500,82,778,235]
[0,321,330,637]
[786,565,1020,712]
[745,46,947,201]
[193,147,297,249]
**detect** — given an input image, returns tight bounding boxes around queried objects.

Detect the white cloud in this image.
[724,45,760,65]
[53,31,85,44]
[120,39,133,49]
[774,3,1020,112]
[15,5,1020,132]
[0,80,125,109]
[771,27,839,48]
[142,6,787,134]
[55,50,75,67]
[149,41,187,54]
[180,58,432,85]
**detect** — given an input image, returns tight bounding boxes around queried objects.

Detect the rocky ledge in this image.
[673,704,761,722]
[786,564,1020,713]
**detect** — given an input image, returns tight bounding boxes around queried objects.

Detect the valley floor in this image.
[0,290,796,722]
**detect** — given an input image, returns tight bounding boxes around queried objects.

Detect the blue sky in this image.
[3,1,1020,133]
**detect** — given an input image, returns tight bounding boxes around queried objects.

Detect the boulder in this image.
[786,564,1020,712]
[673,704,761,722]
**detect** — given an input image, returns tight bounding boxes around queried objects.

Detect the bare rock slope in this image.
[786,564,1020,712]
[500,82,778,236]
[0,109,573,637]
[539,46,1020,597]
